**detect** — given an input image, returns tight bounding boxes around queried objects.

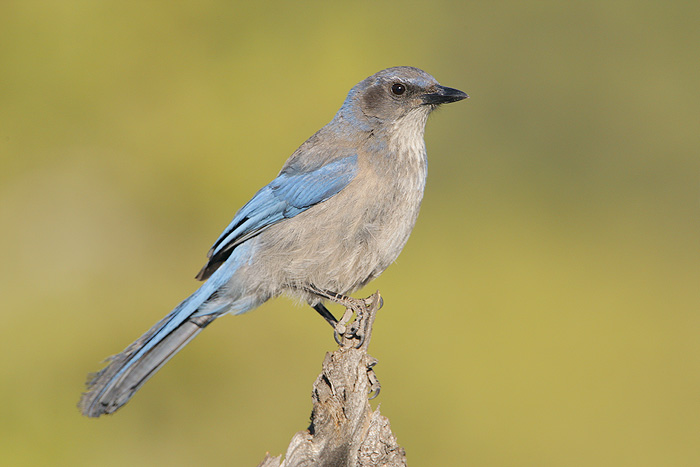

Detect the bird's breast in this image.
[344,144,427,276]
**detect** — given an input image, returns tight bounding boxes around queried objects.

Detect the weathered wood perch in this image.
[257,292,407,467]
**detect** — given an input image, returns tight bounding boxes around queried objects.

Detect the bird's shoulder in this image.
[279,119,376,175]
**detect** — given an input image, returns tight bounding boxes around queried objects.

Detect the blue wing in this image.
[195,154,358,280]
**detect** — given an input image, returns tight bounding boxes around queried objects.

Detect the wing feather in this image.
[195,155,358,280]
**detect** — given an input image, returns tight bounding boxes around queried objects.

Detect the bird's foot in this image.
[332,298,366,348]
[308,287,383,349]
[332,295,380,348]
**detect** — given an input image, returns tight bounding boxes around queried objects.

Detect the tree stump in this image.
[257,292,407,467]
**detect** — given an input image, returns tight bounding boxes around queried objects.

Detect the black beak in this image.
[422,85,469,105]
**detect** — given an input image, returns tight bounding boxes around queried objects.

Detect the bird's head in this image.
[338,67,468,130]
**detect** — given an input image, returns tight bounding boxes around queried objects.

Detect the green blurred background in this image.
[1,1,698,465]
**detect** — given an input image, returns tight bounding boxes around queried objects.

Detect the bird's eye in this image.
[391,83,406,95]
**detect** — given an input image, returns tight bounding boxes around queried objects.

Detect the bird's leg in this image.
[312,300,352,345]
[307,294,352,344]
[312,303,338,327]
[307,286,373,348]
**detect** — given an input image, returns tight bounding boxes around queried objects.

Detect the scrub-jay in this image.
[80,66,467,417]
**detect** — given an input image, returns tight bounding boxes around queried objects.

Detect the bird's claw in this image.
[333,327,344,346]
[366,358,381,399]
[352,324,366,349]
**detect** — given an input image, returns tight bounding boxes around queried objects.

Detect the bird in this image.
[79,66,468,417]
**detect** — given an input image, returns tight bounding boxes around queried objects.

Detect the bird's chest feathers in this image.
[345,141,426,256]
[360,141,426,212]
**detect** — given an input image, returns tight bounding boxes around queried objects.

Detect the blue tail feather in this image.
[79,255,242,417]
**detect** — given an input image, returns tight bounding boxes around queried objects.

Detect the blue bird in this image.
[80,66,467,417]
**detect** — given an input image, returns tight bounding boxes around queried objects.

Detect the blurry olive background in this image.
[1,1,698,466]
